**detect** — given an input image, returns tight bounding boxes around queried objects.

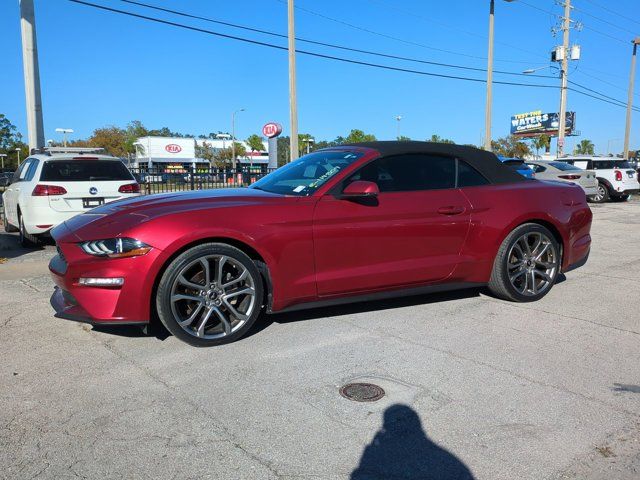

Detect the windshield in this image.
[250,150,363,196]
[40,160,134,181]
[549,161,581,171]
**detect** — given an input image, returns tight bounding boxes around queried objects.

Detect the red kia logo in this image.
[262,123,283,138]
[165,144,182,153]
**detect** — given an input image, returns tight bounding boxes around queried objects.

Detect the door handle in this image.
[437,206,466,216]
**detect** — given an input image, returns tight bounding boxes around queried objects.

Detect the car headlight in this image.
[79,238,152,258]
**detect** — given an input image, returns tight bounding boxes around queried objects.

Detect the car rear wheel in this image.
[156,243,264,347]
[590,182,609,203]
[488,223,560,302]
[18,212,40,248]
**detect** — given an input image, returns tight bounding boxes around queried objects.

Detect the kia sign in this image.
[262,123,283,138]
[165,144,182,153]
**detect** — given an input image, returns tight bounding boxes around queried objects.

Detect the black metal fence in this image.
[129,166,278,195]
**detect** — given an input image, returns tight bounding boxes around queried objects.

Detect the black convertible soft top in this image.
[340,141,525,185]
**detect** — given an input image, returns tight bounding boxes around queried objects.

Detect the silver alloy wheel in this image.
[593,184,606,202]
[507,231,557,296]
[170,254,256,339]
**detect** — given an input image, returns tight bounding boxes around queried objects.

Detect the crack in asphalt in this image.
[337,315,640,421]
[483,298,640,337]
[92,337,283,479]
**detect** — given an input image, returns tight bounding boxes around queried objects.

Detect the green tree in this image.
[397,135,411,141]
[340,129,376,144]
[195,140,216,167]
[246,134,265,156]
[574,139,595,155]
[86,126,130,157]
[427,134,455,144]
[0,114,28,169]
[491,136,531,158]
[530,134,551,157]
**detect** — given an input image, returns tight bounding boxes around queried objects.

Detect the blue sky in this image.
[1,0,638,153]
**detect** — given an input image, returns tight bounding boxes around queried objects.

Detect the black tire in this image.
[3,217,18,233]
[156,243,264,347]
[488,223,560,302]
[18,211,39,248]
[611,194,630,202]
[590,182,610,204]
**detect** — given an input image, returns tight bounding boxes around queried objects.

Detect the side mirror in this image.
[340,180,379,198]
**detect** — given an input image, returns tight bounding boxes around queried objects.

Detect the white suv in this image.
[562,156,640,203]
[2,148,140,247]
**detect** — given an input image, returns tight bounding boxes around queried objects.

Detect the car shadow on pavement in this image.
[0,232,53,259]
[351,404,475,480]
[248,287,483,338]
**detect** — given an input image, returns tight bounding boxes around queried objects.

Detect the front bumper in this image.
[48,225,162,325]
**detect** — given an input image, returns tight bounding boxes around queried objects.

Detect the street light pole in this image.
[484,0,495,151]
[557,0,571,158]
[0,154,6,170]
[288,0,299,162]
[16,148,21,165]
[623,37,640,160]
[395,115,402,139]
[231,108,244,170]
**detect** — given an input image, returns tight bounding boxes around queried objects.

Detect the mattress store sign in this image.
[510,110,575,136]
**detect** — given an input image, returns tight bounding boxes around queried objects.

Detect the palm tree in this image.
[574,139,595,155]
[531,134,550,157]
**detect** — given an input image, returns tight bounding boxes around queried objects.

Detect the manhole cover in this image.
[339,383,385,402]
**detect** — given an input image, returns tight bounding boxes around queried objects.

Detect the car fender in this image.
[137,225,277,322]
[596,177,613,191]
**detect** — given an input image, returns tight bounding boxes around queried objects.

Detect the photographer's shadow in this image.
[352,404,475,480]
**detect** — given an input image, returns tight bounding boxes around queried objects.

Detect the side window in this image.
[347,154,456,192]
[574,161,589,169]
[457,160,489,187]
[528,164,546,173]
[24,159,39,181]
[12,158,33,182]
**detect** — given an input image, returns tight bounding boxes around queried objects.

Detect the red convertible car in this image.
[49,142,592,346]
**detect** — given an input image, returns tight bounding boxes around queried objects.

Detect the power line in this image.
[568,80,640,110]
[569,86,640,112]
[273,0,537,64]
[68,0,637,113]
[363,0,549,61]
[68,0,558,89]
[574,68,640,100]
[571,4,638,36]
[581,0,640,28]
[120,0,554,78]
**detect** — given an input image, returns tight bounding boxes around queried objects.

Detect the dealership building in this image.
[133,136,268,169]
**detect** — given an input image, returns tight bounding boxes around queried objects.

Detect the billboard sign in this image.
[510,110,575,137]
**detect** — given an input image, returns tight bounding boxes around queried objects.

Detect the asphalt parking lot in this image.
[1,200,639,480]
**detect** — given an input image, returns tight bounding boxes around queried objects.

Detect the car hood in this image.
[57,188,287,241]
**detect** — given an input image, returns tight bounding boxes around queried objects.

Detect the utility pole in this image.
[288,0,299,162]
[395,115,402,139]
[623,37,640,160]
[19,0,45,152]
[484,0,495,151]
[556,0,571,157]
[231,108,244,170]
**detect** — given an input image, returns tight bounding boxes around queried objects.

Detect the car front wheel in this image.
[156,243,264,346]
[488,223,560,302]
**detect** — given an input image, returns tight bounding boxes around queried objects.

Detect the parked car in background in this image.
[497,156,535,179]
[562,156,640,203]
[526,160,598,200]
[49,142,592,346]
[0,172,12,187]
[2,147,141,247]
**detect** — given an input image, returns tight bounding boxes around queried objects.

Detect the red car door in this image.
[313,154,471,296]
